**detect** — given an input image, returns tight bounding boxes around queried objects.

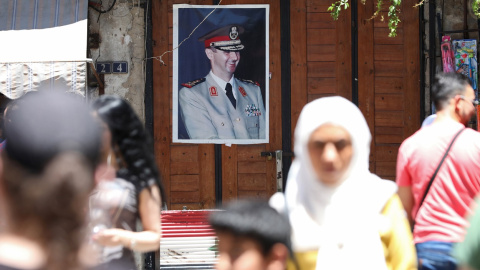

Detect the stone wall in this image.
[88,0,147,123]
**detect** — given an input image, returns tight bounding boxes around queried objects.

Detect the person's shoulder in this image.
[398,128,422,150]
[463,127,480,136]
[460,128,480,144]
[181,78,206,89]
[236,77,260,87]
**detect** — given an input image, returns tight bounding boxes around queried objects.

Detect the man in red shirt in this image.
[396,72,480,270]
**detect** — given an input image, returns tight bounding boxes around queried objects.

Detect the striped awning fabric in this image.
[160,210,219,270]
[0,0,88,31]
[0,0,89,98]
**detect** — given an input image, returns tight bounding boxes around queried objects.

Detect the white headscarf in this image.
[278,96,396,269]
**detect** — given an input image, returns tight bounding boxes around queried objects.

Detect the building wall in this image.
[88,0,146,123]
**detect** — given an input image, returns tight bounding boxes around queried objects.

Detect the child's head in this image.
[209,199,292,270]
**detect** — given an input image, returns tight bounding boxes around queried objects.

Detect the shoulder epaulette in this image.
[181,78,206,88]
[238,78,260,87]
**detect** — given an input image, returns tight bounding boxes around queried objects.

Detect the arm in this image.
[397,186,414,227]
[381,194,417,270]
[179,87,219,139]
[93,186,162,252]
[395,145,414,227]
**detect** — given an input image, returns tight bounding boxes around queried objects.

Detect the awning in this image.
[0,0,89,99]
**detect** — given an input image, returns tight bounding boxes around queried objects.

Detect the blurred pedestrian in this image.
[421,114,437,127]
[0,91,102,270]
[271,96,416,269]
[209,199,292,270]
[89,95,164,270]
[396,72,480,270]
[453,198,480,270]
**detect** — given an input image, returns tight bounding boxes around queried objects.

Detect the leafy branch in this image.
[329,0,480,37]
[474,0,480,17]
[388,0,401,37]
[328,0,403,37]
[327,0,350,20]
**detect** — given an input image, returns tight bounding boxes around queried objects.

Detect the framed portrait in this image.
[172,4,269,144]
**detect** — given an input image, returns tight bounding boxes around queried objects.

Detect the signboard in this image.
[95,61,128,74]
[95,62,112,74]
[172,4,270,145]
[112,61,128,74]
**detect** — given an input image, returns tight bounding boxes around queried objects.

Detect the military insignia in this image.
[239,86,247,97]
[229,26,239,40]
[238,78,260,87]
[244,104,261,117]
[181,78,206,88]
[209,86,218,96]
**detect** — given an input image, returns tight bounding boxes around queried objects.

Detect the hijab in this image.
[280,96,396,269]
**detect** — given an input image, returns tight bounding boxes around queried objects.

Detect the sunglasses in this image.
[458,95,479,106]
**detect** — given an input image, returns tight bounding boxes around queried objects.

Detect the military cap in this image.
[198,25,245,51]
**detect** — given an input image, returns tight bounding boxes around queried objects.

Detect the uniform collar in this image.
[210,71,237,99]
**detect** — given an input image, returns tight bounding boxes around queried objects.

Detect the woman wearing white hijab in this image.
[270,97,416,270]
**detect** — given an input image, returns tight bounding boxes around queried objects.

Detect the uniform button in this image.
[236,118,240,121]
[221,122,224,126]
[255,124,258,127]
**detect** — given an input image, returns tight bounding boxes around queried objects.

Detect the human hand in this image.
[92,228,128,247]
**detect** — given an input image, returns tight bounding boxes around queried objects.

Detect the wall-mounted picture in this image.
[172,4,269,144]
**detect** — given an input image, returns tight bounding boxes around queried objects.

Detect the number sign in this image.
[95,62,112,74]
[112,61,128,74]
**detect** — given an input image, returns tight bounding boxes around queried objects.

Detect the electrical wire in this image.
[145,0,223,65]
[89,0,117,14]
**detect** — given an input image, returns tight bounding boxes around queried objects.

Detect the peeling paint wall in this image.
[88,0,146,123]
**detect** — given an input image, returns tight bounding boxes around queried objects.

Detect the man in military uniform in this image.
[179,25,266,140]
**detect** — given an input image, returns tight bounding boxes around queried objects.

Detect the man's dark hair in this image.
[432,72,472,110]
[209,199,292,256]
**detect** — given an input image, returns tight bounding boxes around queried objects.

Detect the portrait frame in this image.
[172,4,270,144]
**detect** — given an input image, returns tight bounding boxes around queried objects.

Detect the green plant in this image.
[327,0,350,20]
[329,0,480,37]
[328,0,402,37]
[474,0,480,17]
[388,0,401,37]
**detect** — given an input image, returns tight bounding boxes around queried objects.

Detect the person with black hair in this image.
[89,95,164,270]
[209,199,292,270]
[0,91,103,270]
[396,72,480,270]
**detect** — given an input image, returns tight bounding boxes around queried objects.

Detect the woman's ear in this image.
[266,243,289,270]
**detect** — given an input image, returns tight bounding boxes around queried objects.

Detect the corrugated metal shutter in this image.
[0,0,88,31]
[160,210,219,270]
[0,0,89,98]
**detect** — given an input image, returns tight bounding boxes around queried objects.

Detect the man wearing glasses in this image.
[396,72,480,270]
